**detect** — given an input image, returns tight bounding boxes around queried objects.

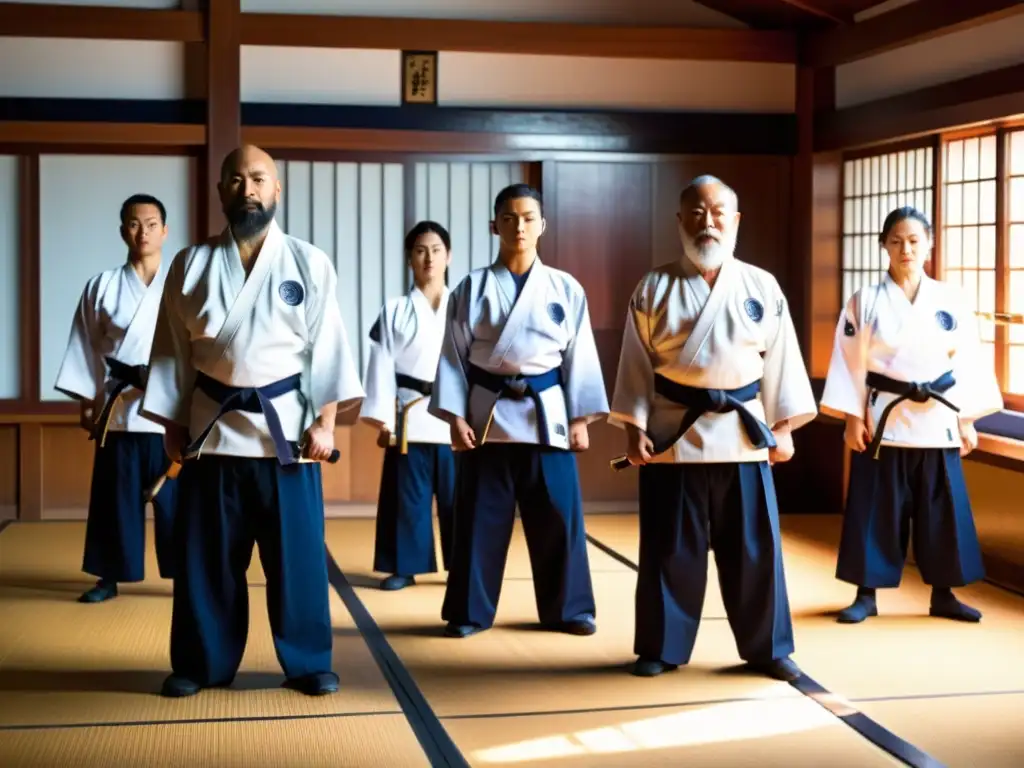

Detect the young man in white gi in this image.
[429,183,610,639]
[54,194,178,604]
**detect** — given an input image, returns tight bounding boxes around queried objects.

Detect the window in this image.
[1009,130,1024,393]
[841,146,934,306]
[941,135,998,376]
[935,127,1024,400]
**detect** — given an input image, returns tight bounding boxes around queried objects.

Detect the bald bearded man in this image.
[143,145,365,698]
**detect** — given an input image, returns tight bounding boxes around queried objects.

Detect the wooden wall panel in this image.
[810,153,844,378]
[40,426,93,518]
[0,426,16,519]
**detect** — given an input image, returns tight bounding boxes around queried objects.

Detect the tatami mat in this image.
[0,521,405,730]
[444,696,903,767]
[327,512,1024,767]
[3,511,1024,767]
[0,714,428,768]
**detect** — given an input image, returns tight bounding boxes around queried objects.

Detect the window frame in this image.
[839,121,1024,413]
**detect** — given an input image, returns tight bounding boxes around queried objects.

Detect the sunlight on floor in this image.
[472,683,839,763]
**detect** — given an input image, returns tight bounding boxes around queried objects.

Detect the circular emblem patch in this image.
[744,298,764,323]
[935,310,956,331]
[279,280,304,307]
[547,302,565,324]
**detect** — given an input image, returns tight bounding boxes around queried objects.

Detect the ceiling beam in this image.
[0,2,796,63]
[777,0,847,24]
[815,61,1024,150]
[239,14,797,63]
[693,0,841,29]
[803,0,1024,67]
[0,2,203,42]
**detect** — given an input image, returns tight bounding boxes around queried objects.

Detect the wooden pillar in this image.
[200,0,241,237]
[16,155,41,520]
[775,54,846,515]
[790,60,835,365]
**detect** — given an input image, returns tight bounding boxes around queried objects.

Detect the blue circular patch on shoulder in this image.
[547,302,565,325]
[279,280,304,307]
[744,298,764,323]
[935,310,956,331]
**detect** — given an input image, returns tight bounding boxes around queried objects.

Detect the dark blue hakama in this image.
[635,461,795,666]
[169,456,333,686]
[373,443,457,576]
[440,443,596,629]
[82,432,178,582]
[837,446,985,589]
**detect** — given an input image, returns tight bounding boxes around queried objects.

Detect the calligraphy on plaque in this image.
[402,51,438,105]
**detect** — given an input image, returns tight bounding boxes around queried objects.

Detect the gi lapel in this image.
[116,260,168,364]
[677,256,736,373]
[402,287,437,377]
[882,273,918,351]
[209,221,284,360]
[489,257,544,367]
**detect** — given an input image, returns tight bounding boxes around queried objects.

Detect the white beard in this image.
[683,230,736,271]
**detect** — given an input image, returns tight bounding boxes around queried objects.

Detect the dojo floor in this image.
[1,513,1023,767]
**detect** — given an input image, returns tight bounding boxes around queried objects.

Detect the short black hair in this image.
[879,206,931,245]
[493,183,543,218]
[120,194,166,226]
[404,220,451,255]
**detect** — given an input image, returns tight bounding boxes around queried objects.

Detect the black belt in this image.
[468,365,562,446]
[394,374,433,453]
[396,373,432,396]
[90,356,149,446]
[865,370,958,459]
[611,375,775,470]
[184,371,339,466]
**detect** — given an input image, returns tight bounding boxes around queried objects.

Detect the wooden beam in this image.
[241,113,796,156]
[202,0,241,237]
[17,155,37,405]
[239,14,797,63]
[778,0,846,24]
[0,121,205,147]
[815,62,1024,151]
[0,2,203,42]
[804,0,1024,67]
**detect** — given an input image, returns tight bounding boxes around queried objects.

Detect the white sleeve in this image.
[427,278,472,423]
[608,282,655,432]
[53,278,105,403]
[561,288,610,424]
[359,305,397,431]
[142,254,195,426]
[306,253,365,414]
[820,293,869,420]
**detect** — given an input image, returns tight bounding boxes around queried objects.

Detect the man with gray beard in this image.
[608,175,817,679]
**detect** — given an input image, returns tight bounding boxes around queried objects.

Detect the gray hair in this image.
[679,174,739,210]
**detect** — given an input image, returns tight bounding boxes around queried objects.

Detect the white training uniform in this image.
[428,258,610,448]
[54,260,169,435]
[820,273,1003,448]
[609,256,818,462]
[142,220,364,456]
[360,286,451,445]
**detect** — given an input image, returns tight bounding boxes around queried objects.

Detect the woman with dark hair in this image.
[359,220,457,590]
[820,206,1002,624]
